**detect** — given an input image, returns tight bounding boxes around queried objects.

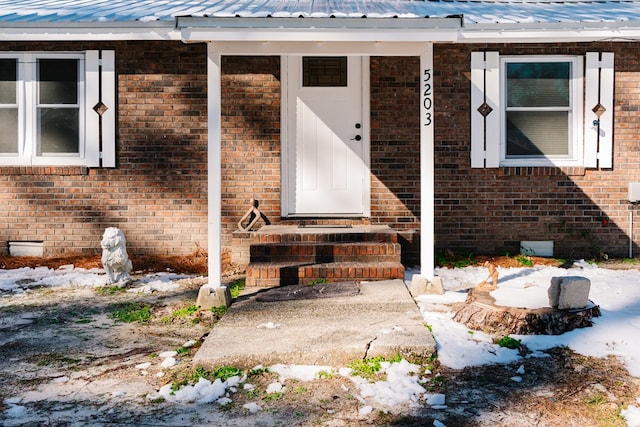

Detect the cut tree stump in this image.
[452,288,601,336]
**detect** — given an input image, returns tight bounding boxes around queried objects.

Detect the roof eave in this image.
[460,20,640,43]
[177,16,461,43]
[0,21,180,41]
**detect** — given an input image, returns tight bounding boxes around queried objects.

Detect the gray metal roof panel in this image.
[0,0,640,25]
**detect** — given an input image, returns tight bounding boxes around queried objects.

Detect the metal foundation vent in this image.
[9,241,44,257]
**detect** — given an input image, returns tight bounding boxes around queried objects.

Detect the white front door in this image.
[284,56,369,216]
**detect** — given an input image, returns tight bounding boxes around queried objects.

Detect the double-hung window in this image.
[471,52,614,169]
[0,51,115,167]
[503,57,580,165]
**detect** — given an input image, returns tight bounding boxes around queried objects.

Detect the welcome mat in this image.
[256,282,360,302]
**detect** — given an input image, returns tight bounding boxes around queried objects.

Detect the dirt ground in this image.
[0,254,639,426]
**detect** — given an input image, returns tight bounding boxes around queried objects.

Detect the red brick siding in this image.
[434,43,639,258]
[2,41,640,263]
[0,41,208,257]
[370,57,421,263]
[220,56,282,263]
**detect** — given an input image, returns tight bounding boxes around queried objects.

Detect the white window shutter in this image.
[471,51,500,168]
[100,50,116,167]
[85,50,116,167]
[85,50,100,167]
[585,52,614,169]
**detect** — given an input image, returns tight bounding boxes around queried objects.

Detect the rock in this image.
[548,276,591,310]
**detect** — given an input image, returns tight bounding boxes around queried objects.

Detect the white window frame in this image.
[0,51,115,167]
[499,55,584,167]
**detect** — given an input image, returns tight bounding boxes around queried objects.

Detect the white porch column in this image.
[419,44,435,281]
[197,43,230,308]
[207,43,222,286]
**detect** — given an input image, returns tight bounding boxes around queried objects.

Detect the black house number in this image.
[423,68,433,127]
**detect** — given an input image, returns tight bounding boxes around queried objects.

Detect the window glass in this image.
[506,62,570,108]
[506,111,569,156]
[0,58,18,154]
[39,108,79,154]
[38,59,78,105]
[0,108,18,154]
[504,60,572,159]
[37,58,80,155]
[0,58,17,104]
[303,57,347,87]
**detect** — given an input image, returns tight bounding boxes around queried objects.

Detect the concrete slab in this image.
[193,280,435,369]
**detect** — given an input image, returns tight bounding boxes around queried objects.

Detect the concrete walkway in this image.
[193,279,436,369]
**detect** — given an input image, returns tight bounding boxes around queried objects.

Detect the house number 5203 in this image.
[422,68,433,127]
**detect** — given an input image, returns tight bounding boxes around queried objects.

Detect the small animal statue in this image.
[476,261,499,291]
[101,227,133,287]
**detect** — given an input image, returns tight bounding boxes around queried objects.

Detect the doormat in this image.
[298,224,353,229]
[256,282,360,302]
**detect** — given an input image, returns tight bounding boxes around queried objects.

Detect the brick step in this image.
[245,261,405,287]
[254,226,398,244]
[250,242,401,264]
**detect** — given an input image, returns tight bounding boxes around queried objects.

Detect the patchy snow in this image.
[3,260,640,425]
[415,260,640,380]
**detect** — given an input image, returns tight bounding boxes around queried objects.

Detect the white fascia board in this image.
[0,23,180,41]
[179,16,460,43]
[208,41,435,56]
[182,28,457,43]
[177,16,463,30]
[459,21,640,43]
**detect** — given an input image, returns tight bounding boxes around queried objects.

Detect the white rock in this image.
[160,357,177,368]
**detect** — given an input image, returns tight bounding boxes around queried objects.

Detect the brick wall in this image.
[433,42,640,258]
[220,56,282,264]
[3,41,639,263]
[370,57,421,263]
[0,41,209,257]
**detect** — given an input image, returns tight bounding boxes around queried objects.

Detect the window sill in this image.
[497,166,586,178]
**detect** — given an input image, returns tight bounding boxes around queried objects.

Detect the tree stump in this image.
[452,288,601,336]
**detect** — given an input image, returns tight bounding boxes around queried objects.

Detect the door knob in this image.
[350,135,362,141]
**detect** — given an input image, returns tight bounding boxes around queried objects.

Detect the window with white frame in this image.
[471,52,614,169]
[0,51,115,167]
[502,57,580,165]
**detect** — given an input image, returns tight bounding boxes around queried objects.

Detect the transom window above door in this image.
[302,56,347,87]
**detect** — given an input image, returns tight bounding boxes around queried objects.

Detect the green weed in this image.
[172,305,199,318]
[228,279,245,299]
[496,335,522,350]
[348,355,402,380]
[515,254,533,267]
[110,303,153,323]
[95,285,128,296]
[210,306,227,317]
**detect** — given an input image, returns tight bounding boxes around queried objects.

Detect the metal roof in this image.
[1,0,640,26]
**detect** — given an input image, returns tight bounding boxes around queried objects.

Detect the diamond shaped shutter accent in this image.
[85,50,116,167]
[471,51,500,168]
[585,52,614,169]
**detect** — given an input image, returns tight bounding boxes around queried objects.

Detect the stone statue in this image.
[101,227,133,287]
[476,261,499,291]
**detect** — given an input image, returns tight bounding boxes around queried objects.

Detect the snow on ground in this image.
[3,261,640,425]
